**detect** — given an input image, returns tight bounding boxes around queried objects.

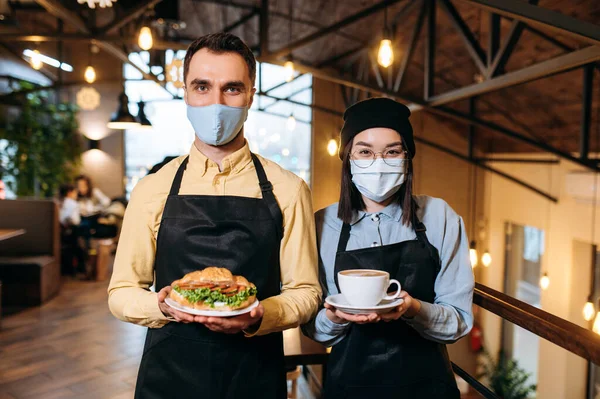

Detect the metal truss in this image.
[4,0,600,200]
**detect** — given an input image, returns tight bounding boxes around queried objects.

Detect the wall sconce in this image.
[87,139,100,151]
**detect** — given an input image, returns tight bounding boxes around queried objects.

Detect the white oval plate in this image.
[325,294,404,315]
[165,297,259,317]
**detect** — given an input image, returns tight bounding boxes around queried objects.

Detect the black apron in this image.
[135,154,287,399]
[324,217,460,399]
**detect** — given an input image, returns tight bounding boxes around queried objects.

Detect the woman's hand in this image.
[324,302,380,324]
[380,291,421,322]
[324,291,422,324]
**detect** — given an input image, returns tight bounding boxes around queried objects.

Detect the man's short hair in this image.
[183,33,256,86]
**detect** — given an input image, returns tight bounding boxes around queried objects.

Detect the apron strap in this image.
[413,214,441,273]
[169,156,189,196]
[337,222,351,253]
[251,153,284,241]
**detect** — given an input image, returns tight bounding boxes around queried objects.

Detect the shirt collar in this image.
[188,140,253,176]
[349,201,403,225]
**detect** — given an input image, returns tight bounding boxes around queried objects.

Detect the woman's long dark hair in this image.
[337,141,416,227]
[75,174,93,199]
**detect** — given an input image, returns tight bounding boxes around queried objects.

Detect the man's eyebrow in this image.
[189,78,211,88]
[223,80,248,90]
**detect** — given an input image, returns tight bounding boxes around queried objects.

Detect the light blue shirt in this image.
[302,195,475,346]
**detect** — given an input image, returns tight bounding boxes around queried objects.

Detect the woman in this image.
[75,174,110,216]
[303,98,474,398]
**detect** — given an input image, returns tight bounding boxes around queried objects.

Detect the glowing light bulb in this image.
[284,61,295,82]
[287,114,296,131]
[327,139,338,157]
[540,273,550,290]
[470,248,478,268]
[584,301,595,321]
[482,251,492,267]
[138,26,153,51]
[377,39,394,68]
[30,49,42,70]
[84,65,96,84]
[593,312,600,334]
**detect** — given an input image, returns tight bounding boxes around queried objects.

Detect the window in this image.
[124,51,312,197]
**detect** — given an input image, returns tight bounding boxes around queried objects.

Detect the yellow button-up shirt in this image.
[108,142,321,335]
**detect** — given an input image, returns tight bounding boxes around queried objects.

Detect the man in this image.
[108,33,321,398]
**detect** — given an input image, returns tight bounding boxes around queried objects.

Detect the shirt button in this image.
[371,214,380,222]
[371,242,380,247]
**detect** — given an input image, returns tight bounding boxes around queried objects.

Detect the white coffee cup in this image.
[338,269,401,307]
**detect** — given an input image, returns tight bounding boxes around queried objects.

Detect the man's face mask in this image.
[186,103,249,146]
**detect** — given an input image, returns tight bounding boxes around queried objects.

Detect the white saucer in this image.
[325,294,404,315]
[165,297,259,317]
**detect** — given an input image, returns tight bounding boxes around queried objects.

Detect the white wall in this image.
[481,155,595,399]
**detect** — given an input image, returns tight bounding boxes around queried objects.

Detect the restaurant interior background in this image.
[0,0,599,398]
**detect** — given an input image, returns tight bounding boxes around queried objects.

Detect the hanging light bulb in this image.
[284,61,295,83]
[287,114,296,132]
[540,272,550,290]
[84,65,96,84]
[377,39,394,68]
[593,310,600,335]
[327,139,338,157]
[469,241,478,268]
[138,26,153,51]
[30,49,42,70]
[482,250,492,267]
[584,297,596,321]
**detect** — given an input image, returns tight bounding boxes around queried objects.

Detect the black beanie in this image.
[339,97,415,160]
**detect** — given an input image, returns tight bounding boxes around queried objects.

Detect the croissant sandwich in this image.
[169,267,257,311]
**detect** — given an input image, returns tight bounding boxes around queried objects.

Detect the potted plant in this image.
[0,81,81,197]
[478,348,537,399]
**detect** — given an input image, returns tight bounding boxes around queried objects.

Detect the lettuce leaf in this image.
[173,285,257,308]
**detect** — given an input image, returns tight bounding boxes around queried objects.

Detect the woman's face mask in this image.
[350,158,408,203]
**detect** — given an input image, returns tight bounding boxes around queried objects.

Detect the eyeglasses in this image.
[350,148,408,168]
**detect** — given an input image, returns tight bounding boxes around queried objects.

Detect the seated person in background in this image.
[59,184,81,226]
[76,174,111,216]
[58,184,86,277]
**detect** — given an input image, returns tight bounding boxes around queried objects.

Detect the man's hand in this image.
[194,304,264,334]
[157,285,263,333]
[157,286,196,323]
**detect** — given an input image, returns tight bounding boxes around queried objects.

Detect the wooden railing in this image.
[457,283,600,398]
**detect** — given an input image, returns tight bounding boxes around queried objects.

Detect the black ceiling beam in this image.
[369,51,385,89]
[487,20,525,78]
[192,0,255,11]
[394,0,426,92]
[259,0,268,56]
[475,158,560,164]
[265,0,406,61]
[427,105,597,172]
[487,14,500,67]
[459,0,600,46]
[439,0,487,76]
[468,97,476,159]
[424,0,435,100]
[426,45,600,107]
[263,73,305,94]
[580,64,594,160]
[415,135,558,202]
[34,0,90,34]
[317,0,421,69]
[224,9,257,32]
[101,0,162,36]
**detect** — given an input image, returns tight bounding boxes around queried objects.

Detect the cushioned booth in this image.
[0,199,61,307]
